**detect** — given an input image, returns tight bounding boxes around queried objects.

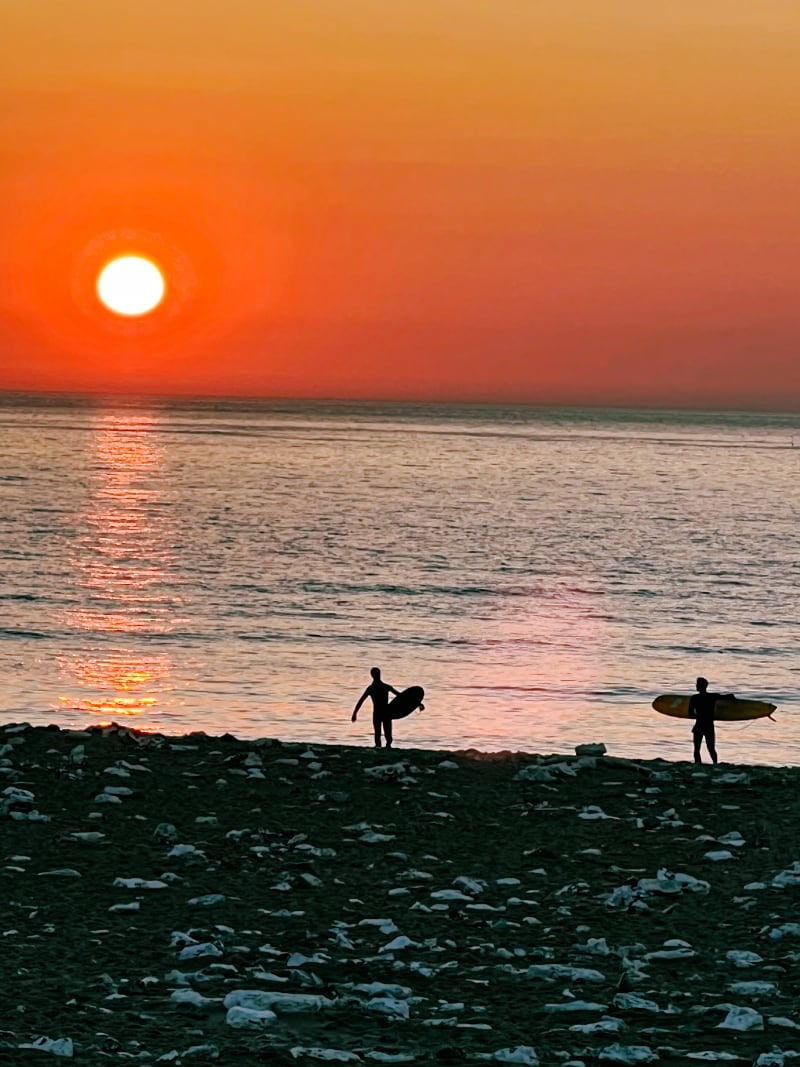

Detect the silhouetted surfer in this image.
[352,667,400,748]
[688,676,735,764]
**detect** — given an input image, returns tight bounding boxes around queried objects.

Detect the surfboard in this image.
[388,686,425,720]
[652,694,776,721]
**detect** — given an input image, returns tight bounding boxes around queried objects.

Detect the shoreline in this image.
[2,721,799,1064]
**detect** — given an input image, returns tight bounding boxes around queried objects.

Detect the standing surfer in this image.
[688,676,735,764]
[352,667,401,748]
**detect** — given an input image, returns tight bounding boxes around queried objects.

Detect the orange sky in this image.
[2,2,800,406]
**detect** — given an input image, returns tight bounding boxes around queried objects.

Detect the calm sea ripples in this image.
[1,396,799,764]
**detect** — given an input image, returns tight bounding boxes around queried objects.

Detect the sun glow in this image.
[96,255,166,317]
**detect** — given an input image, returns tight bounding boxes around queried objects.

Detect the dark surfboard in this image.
[388,686,425,720]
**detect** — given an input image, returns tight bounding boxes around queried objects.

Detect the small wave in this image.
[0,628,50,639]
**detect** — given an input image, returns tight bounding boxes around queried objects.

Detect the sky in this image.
[1,1,800,407]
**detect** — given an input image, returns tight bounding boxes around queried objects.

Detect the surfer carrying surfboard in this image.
[688,676,735,765]
[351,667,401,748]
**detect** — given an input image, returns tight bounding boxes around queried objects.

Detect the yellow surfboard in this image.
[653,694,776,721]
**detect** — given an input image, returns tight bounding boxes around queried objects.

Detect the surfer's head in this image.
[370,667,381,680]
[696,676,708,692]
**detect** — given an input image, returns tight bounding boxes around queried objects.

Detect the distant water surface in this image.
[1,395,799,764]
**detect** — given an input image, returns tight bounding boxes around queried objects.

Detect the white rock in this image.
[365,997,409,1019]
[579,806,615,820]
[109,901,141,913]
[476,1048,539,1065]
[170,989,219,1009]
[452,876,486,895]
[167,843,206,859]
[704,850,734,862]
[225,1005,277,1029]
[569,1018,625,1034]
[113,877,168,890]
[597,1046,657,1064]
[612,994,660,1013]
[725,950,763,968]
[350,983,412,999]
[188,894,226,907]
[178,942,223,960]
[381,936,419,953]
[543,1000,608,1013]
[717,1005,764,1031]
[289,1049,360,1063]
[18,1036,74,1058]
[772,862,800,888]
[38,869,81,878]
[525,964,605,983]
[728,981,778,997]
[365,1055,416,1063]
[716,831,746,847]
[767,924,800,941]
[224,989,333,1014]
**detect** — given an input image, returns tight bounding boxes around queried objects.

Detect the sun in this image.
[96,255,166,317]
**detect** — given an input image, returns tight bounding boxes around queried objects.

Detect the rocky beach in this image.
[1,722,799,1065]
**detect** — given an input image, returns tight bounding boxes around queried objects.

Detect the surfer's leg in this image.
[383,714,393,748]
[692,728,702,764]
[706,724,718,765]
[372,709,382,747]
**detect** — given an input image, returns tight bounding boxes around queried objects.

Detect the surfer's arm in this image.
[388,686,401,696]
[351,689,369,721]
[687,696,697,720]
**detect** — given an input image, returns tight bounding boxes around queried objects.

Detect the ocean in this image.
[2,395,798,764]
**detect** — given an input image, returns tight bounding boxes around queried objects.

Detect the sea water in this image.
[1,395,799,764]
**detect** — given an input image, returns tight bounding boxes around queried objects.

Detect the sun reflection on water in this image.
[57,412,182,724]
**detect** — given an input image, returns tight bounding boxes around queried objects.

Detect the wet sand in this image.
[1,722,799,1065]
